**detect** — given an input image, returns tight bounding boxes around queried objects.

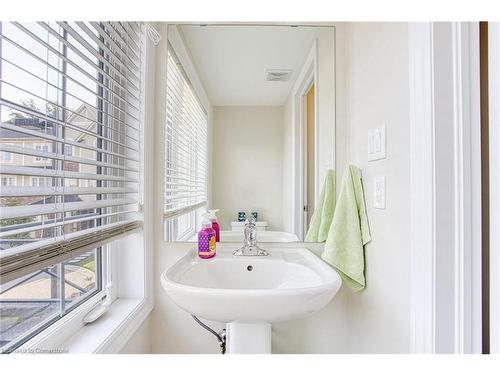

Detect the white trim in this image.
[18,291,107,351]
[451,22,482,354]
[92,298,153,353]
[142,20,157,315]
[9,284,151,353]
[408,22,437,354]
[409,22,482,354]
[292,40,318,241]
[452,21,466,354]
[59,298,152,353]
[153,23,168,247]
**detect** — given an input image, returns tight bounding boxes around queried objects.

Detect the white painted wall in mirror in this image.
[212,106,284,231]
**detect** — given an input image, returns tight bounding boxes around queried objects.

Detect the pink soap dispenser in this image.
[198,213,216,259]
[208,209,220,242]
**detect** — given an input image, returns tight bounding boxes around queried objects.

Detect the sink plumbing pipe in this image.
[191,315,226,354]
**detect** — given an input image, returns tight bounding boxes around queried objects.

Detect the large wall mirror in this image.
[164,24,335,243]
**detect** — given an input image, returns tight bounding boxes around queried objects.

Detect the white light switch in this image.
[368,125,386,161]
[374,175,386,209]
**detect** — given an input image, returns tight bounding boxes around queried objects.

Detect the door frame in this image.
[487,21,500,354]
[292,41,319,240]
[302,82,316,236]
[408,22,483,353]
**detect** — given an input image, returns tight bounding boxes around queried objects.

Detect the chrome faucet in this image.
[232,218,269,256]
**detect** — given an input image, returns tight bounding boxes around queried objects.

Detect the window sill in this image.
[61,297,153,353]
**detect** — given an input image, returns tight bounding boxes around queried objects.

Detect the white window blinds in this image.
[0,22,144,283]
[164,45,207,220]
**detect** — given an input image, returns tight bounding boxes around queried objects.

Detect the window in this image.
[0,22,144,353]
[0,145,12,162]
[33,143,50,162]
[31,177,52,187]
[0,249,102,351]
[64,143,73,156]
[0,151,12,162]
[164,45,208,241]
[0,176,16,186]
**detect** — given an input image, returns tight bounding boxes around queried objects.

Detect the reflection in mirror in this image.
[164,24,335,242]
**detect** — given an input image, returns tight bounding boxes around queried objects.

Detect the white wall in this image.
[212,106,284,230]
[335,22,411,353]
[120,316,152,354]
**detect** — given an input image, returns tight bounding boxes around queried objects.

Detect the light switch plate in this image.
[374,175,386,209]
[368,125,386,161]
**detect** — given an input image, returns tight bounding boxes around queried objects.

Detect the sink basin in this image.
[161,247,341,353]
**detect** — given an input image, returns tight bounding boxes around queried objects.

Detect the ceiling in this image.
[179,25,319,106]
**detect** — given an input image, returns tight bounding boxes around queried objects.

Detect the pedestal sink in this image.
[160,247,342,354]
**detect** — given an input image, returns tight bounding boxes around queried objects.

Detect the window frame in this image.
[1,246,108,353]
[171,210,196,241]
[0,22,106,352]
[0,21,153,353]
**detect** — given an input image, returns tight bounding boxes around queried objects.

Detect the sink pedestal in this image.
[226,322,271,354]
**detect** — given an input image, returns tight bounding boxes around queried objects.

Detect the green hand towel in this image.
[321,165,371,292]
[305,169,336,242]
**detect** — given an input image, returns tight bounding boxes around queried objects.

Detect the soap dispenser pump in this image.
[208,209,220,242]
[198,213,216,259]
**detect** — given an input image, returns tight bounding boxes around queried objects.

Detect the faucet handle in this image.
[245,216,256,226]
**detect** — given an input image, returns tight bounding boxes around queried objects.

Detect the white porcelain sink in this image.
[161,247,341,353]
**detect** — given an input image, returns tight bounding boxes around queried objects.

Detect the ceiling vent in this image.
[265,69,293,82]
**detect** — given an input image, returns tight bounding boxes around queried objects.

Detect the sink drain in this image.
[247,265,253,271]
